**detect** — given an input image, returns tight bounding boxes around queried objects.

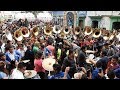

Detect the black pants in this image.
[37,72,46,79]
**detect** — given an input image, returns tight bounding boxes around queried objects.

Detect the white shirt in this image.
[9,53,15,61]
[11,68,24,79]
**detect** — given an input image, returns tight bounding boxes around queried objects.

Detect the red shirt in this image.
[46,45,55,56]
[34,59,45,73]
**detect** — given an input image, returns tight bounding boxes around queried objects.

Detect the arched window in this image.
[66,12,74,27]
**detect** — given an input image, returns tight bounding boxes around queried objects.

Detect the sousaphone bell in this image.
[84,26,93,36]
[44,25,53,36]
[21,27,30,37]
[63,26,70,34]
[74,27,81,35]
[92,28,101,38]
[2,30,13,44]
[32,26,39,36]
[14,29,23,41]
[53,25,61,34]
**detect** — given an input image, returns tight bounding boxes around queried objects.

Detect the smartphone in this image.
[99,68,102,73]
[87,69,91,77]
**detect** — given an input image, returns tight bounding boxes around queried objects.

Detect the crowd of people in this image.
[0,18,120,79]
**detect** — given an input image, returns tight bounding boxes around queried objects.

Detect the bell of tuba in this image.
[32,26,39,36]
[74,27,81,35]
[92,28,102,38]
[63,26,70,34]
[44,25,53,36]
[53,25,61,34]
[109,30,116,40]
[84,26,93,35]
[1,30,13,44]
[14,29,23,41]
[103,30,110,40]
[21,27,30,37]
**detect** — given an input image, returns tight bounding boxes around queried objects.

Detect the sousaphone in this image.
[103,30,110,41]
[20,27,30,37]
[63,26,70,34]
[1,30,13,44]
[84,26,93,36]
[53,25,61,34]
[74,27,81,35]
[14,29,23,41]
[92,28,101,38]
[32,26,39,36]
[44,25,53,36]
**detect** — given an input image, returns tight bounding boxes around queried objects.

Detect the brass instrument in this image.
[32,26,39,36]
[20,27,30,37]
[44,25,53,36]
[102,29,110,40]
[53,25,61,34]
[1,30,13,44]
[63,26,70,35]
[84,26,93,35]
[14,29,23,41]
[74,27,81,35]
[109,30,116,40]
[92,28,101,38]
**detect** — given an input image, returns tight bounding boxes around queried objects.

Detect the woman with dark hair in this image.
[34,50,45,79]
[0,61,8,79]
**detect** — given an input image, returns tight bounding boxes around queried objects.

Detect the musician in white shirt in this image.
[11,62,26,79]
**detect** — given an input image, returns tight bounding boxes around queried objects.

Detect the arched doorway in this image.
[112,22,120,30]
[92,20,98,28]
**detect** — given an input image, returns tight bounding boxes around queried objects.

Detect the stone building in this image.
[52,11,120,31]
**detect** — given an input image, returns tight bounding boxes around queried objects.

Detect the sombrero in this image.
[42,57,56,71]
[24,70,37,79]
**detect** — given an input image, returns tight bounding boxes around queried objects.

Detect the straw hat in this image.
[24,70,37,79]
[42,57,56,71]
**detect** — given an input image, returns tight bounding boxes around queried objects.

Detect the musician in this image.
[62,49,76,78]
[33,42,40,55]
[99,50,109,74]
[34,50,45,79]
[106,55,119,72]
[0,61,8,79]
[5,46,21,73]
[46,38,55,57]
[92,60,106,79]
[11,62,26,79]
[48,64,70,79]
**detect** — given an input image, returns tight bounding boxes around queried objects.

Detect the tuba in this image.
[74,27,81,35]
[44,25,53,36]
[1,30,13,44]
[53,25,61,34]
[21,27,30,37]
[84,26,93,36]
[109,30,116,40]
[14,29,23,41]
[92,28,102,38]
[63,26,70,34]
[32,26,39,36]
[103,30,110,41]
